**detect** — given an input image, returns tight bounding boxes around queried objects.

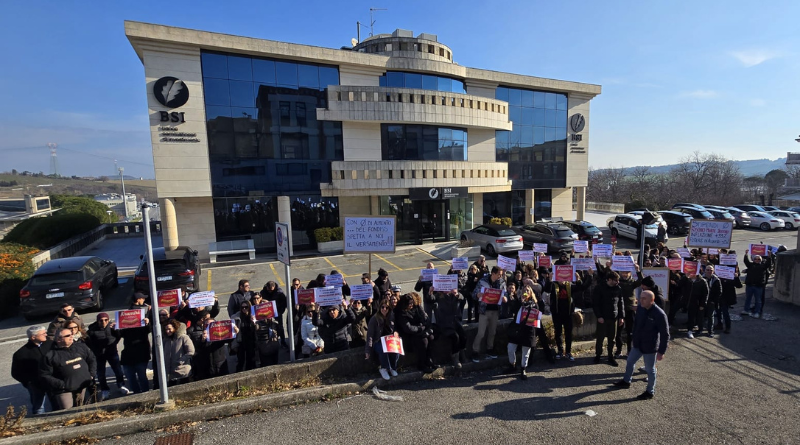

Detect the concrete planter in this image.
[318,240,344,254]
[450,245,481,259]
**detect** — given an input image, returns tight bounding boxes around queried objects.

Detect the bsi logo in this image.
[153,76,189,108]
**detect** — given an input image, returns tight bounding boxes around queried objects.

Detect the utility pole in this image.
[47,143,59,177]
[119,167,128,220]
[369,7,387,37]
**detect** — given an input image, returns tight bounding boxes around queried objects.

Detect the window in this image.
[295,103,307,126]
[379,71,464,93]
[380,124,468,161]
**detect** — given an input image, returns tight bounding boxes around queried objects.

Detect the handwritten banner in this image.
[676,248,692,258]
[719,253,738,266]
[497,254,517,271]
[295,288,316,305]
[715,265,736,280]
[156,289,181,308]
[206,320,236,342]
[421,268,438,282]
[571,257,596,271]
[381,335,405,355]
[115,309,146,329]
[593,244,614,258]
[481,287,503,305]
[315,286,343,307]
[350,284,374,300]
[432,274,459,291]
[344,216,396,254]
[554,264,576,282]
[687,219,733,249]
[573,240,589,253]
[518,250,536,262]
[252,301,277,320]
[188,291,215,309]
[642,267,670,296]
[516,307,542,328]
[451,257,469,270]
[533,243,549,253]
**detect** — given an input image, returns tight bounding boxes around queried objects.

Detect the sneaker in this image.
[613,379,631,388]
[389,369,398,377]
[749,312,757,318]
[520,369,528,380]
[708,332,715,338]
[637,391,654,400]
[752,313,761,319]
[566,353,575,362]
[100,390,110,401]
[379,368,390,381]
[486,353,498,359]
[554,352,563,360]
[608,357,619,367]
[118,386,132,396]
[687,331,694,339]
[472,356,481,363]
[740,311,750,316]
[593,356,601,364]
[638,366,646,373]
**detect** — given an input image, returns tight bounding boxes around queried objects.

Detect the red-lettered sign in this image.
[682,261,699,276]
[206,320,236,342]
[537,256,552,269]
[668,258,684,271]
[156,289,181,308]
[252,301,277,320]
[295,288,315,305]
[481,288,503,305]
[115,309,146,329]
[749,244,767,257]
[516,307,542,328]
[381,334,405,355]
[554,264,575,282]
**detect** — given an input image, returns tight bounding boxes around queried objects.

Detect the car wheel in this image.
[460,235,467,242]
[785,223,793,230]
[487,244,497,257]
[95,290,104,311]
[760,222,770,231]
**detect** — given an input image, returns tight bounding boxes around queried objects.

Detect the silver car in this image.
[460,224,524,257]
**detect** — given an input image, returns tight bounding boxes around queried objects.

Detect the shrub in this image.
[2,213,101,249]
[331,227,344,241]
[0,243,38,318]
[488,217,513,227]
[313,227,332,243]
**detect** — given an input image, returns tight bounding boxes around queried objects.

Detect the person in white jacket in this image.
[300,303,324,357]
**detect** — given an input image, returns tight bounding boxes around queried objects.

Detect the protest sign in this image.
[593,244,614,258]
[533,243,549,253]
[643,268,670,296]
[687,219,733,249]
[433,274,459,291]
[481,288,503,305]
[156,289,181,308]
[252,301,278,320]
[315,286,343,306]
[705,248,720,255]
[611,256,637,273]
[573,240,589,253]
[115,309,146,329]
[537,256,552,269]
[676,248,692,258]
[421,268,438,281]
[749,244,767,257]
[682,261,699,276]
[295,288,316,305]
[206,320,236,342]
[518,250,535,262]
[715,265,736,280]
[667,258,684,271]
[554,264,576,282]
[497,254,517,271]
[344,216,396,254]
[571,257,596,271]
[350,284,374,300]
[451,257,469,270]
[324,274,344,287]
[381,335,405,355]
[719,253,737,266]
[516,307,542,328]
[188,291,216,309]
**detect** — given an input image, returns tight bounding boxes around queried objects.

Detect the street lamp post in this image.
[119,167,128,220]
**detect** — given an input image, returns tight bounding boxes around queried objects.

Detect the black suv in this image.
[512,223,576,253]
[659,211,692,235]
[20,256,118,320]
[133,246,201,298]
[561,220,603,244]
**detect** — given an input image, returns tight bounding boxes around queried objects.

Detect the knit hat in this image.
[97,312,110,320]
[641,276,655,289]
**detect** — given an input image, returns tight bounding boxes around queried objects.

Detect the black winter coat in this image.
[397,306,430,338]
[120,304,151,367]
[720,276,742,306]
[743,255,771,287]
[592,281,625,320]
[11,340,53,388]
[315,308,355,352]
[705,274,722,304]
[40,342,97,394]
[86,322,121,358]
[688,277,709,307]
[187,324,228,379]
[433,292,463,335]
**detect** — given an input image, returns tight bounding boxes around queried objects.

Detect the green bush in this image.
[0,243,39,318]
[314,227,332,243]
[2,213,101,249]
[331,227,344,241]
[489,217,513,227]
[51,194,116,222]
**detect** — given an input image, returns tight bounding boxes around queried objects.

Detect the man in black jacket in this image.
[613,290,669,400]
[86,312,130,400]
[742,251,770,318]
[592,271,625,366]
[686,273,709,339]
[261,281,289,348]
[40,327,97,410]
[315,305,356,353]
[227,280,253,317]
[703,266,723,338]
[11,326,52,415]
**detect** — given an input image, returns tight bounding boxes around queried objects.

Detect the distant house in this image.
[0,195,56,239]
[94,193,141,219]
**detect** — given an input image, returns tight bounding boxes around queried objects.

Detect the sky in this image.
[1,0,799,178]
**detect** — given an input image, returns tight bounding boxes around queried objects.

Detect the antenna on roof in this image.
[369,7,387,37]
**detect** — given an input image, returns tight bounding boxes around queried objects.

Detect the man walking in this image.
[592,271,625,366]
[11,326,52,415]
[613,290,669,400]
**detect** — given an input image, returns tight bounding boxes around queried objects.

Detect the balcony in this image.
[321,160,511,197]
[316,86,513,131]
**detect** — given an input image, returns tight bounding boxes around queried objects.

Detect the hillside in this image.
[600,158,788,177]
[0,174,157,200]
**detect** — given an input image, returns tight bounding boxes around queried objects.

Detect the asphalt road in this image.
[102,297,800,445]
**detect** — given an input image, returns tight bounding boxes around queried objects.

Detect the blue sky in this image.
[1,0,798,178]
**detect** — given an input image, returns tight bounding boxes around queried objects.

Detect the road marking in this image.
[374,254,403,271]
[323,257,337,270]
[269,263,285,287]
[207,269,212,291]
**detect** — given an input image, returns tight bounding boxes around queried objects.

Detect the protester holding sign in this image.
[231,301,258,372]
[616,265,643,358]
[85,313,128,401]
[315,304,356,354]
[592,271,625,366]
[718,266,742,334]
[350,298,373,348]
[742,250,771,319]
[176,292,220,329]
[471,266,506,362]
[161,320,195,386]
[465,264,482,324]
[702,266,723,338]
[433,288,467,369]
[548,274,589,362]
[365,301,398,380]
[188,318,230,380]
[415,262,438,319]
[300,304,324,357]
[685,273,709,339]
[119,294,151,394]
[505,290,542,380]
[260,281,289,349]
[397,293,437,373]
[374,268,392,297]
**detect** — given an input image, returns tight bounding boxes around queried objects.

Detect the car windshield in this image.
[555,229,575,238]
[497,229,517,237]
[141,259,188,275]
[30,271,84,286]
[698,211,713,219]
[583,225,601,234]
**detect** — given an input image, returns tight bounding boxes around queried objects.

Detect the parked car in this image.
[705,209,736,225]
[726,208,751,229]
[460,224,524,256]
[512,223,575,254]
[659,210,693,235]
[628,210,667,232]
[561,220,604,244]
[19,256,118,320]
[606,214,659,246]
[702,205,729,212]
[674,206,715,220]
[133,246,202,298]
[671,203,706,211]
[761,205,780,212]
[746,211,785,231]
[767,210,800,230]
[787,206,800,213]
[731,204,765,212]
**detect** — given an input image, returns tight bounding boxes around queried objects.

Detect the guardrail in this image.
[585,201,626,213]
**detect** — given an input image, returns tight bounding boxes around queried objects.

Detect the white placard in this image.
[324,274,344,287]
[611,256,637,273]
[497,254,517,271]
[676,248,692,258]
[421,268,438,281]
[719,253,737,265]
[315,286,343,306]
[188,291,216,308]
[687,219,733,249]
[573,240,589,253]
[343,216,396,253]
[593,244,614,258]
[533,243,549,253]
[705,247,719,255]
[451,257,469,270]
[432,274,459,291]
[571,257,596,271]
[518,250,535,262]
[642,267,670,297]
[350,284,374,300]
[715,265,736,280]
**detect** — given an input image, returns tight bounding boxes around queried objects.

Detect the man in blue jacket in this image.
[613,290,669,400]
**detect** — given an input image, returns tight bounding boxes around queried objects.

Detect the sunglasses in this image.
[61,334,73,338]
[99,318,109,321]
[380,306,389,310]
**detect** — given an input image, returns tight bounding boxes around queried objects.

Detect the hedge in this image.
[0,243,39,318]
[489,217,513,227]
[313,227,344,243]
[2,213,101,249]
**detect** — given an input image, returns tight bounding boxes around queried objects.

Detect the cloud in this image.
[750,98,766,107]
[729,49,781,67]
[679,90,718,99]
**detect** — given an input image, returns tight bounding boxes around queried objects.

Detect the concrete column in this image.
[525,189,536,224]
[576,186,586,221]
[277,196,293,255]
[472,193,483,228]
[159,197,179,250]
[370,195,380,216]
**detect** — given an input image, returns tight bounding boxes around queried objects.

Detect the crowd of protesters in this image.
[11,240,780,413]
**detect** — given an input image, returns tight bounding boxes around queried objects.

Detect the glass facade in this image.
[381,124,468,161]
[379,195,473,245]
[379,72,466,94]
[495,87,568,189]
[201,52,343,249]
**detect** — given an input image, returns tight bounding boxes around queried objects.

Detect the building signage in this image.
[570,113,585,133]
[409,187,468,200]
[153,76,189,108]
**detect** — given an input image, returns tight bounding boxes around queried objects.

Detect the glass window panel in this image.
[508,88,521,106]
[202,53,228,79]
[533,108,546,126]
[298,64,320,89]
[235,133,259,158]
[422,75,438,90]
[229,80,255,107]
[496,130,509,146]
[521,127,533,147]
[545,128,557,142]
[379,76,387,87]
[387,72,404,87]
[227,56,252,81]
[495,87,509,101]
[509,106,521,123]
[231,107,257,132]
[275,62,298,88]
[438,128,452,140]
[556,94,568,110]
[509,127,521,147]
[208,132,235,157]
[204,78,230,106]
[453,80,466,94]
[437,77,452,92]
[545,109,558,127]
[533,91,546,108]
[317,66,338,88]
[206,106,233,132]
[252,59,276,84]
[405,73,422,89]
[521,107,534,126]
[556,126,567,140]
[534,127,545,145]
[545,92,557,109]
[520,90,534,107]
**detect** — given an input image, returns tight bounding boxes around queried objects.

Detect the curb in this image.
[3,341,595,444]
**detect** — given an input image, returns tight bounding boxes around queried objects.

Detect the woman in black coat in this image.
[464,265,481,324]
[315,305,356,353]
[718,267,743,334]
[187,317,230,380]
[120,297,151,394]
[397,293,437,373]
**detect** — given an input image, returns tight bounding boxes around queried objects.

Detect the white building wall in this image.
[343,122,382,161]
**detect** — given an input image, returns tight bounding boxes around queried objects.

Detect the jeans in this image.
[703,305,716,333]
[623,347,657,394]
[472,310,499,354]
[372,342,399,371]
[715,303,731,330]
[26,385,47,415]
[744,286,763,314]
[507,343,532,368]
[97,352,125,391]
[615,309,636,353]
[123,362,150,394]
[595,319,617,357]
